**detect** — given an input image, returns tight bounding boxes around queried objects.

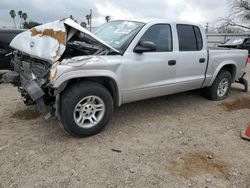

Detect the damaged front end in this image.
[2,52,52,113]
[1,18,120,115]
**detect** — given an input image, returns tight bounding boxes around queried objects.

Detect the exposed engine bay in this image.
[3,52,53,112]
[63,32,113,59]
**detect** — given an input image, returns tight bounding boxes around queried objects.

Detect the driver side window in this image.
[140,24,172,52]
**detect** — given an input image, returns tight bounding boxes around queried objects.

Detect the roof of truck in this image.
[110,19,197,26]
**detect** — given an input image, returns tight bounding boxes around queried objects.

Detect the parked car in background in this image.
[2,19,249,137]
[219,38,250,57]
[0,29,25,70]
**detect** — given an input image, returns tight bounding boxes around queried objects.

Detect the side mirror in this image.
[134,41,156,53]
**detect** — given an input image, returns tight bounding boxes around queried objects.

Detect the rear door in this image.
[175,24,208,92]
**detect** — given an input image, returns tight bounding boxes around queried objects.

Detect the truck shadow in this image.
[108,89,206,131]
[8,86,248,139]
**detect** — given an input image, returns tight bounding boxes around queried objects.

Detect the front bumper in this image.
[1,56,49,112]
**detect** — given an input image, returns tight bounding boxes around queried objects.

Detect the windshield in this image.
[93,21,144,51]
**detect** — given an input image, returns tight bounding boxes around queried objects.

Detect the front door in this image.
[121,24,176,104]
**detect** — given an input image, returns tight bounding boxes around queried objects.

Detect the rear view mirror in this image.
[134,41,156,53]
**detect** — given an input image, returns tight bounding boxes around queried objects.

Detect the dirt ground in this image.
[0,67,250,188]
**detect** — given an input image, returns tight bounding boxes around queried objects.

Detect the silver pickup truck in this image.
[2,18,249,137]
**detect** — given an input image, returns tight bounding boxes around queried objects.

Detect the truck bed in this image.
[205,48,248,86]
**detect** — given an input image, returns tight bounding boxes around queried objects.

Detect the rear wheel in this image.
[60,81,113,137]
[206,70,232,100]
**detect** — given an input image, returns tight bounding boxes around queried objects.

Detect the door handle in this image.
[168,60,176,66]
[199,58,206,63]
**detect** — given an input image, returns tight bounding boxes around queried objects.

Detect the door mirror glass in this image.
[134,41,156,53]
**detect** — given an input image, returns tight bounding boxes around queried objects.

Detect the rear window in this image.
[177,24,203,51]
[193,26,203,50]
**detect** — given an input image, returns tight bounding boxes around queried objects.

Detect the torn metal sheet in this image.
[10,20,66,62]
[61,56,100,67]
[10,18,120,62]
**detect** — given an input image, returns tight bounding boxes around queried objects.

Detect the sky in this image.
[0,0,228,28]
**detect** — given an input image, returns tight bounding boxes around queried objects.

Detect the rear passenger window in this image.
[177,24,203,51]
[140,24,172,52]
[193,26,203,50]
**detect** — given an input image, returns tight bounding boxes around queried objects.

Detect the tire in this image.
[206,70,232,101]
[60,81,114,137]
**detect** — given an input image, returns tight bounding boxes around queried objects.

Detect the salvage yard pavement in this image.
[0,66,250,188]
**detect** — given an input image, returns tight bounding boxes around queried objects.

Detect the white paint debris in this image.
[61,56,100,67]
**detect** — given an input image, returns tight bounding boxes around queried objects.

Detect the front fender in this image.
[53,69,119,87]
[52,69,122,106]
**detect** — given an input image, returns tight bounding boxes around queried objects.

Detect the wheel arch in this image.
[54,73,121,108]
[208,62,237,87]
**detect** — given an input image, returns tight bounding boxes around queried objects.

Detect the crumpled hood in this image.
[9,18,120,62]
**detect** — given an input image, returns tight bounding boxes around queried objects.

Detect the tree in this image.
[217,24,245,33]
[22,13,28,23]
[9,10,16,27]
[230,0,250,22]
[23,21,41,29]
[18,10,22,18]
[105,16,110,22]
[219,0,250,31]
[18,10,23,28]
[80,22,87,28]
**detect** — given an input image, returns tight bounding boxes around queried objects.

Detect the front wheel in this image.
[60,81,114,137]
[206,70,232,101]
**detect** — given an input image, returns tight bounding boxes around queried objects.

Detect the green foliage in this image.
[23,21,41,29]
[18,10,22,18]
[9,9,29,28]
[9,10,16,27]
[9,10,16,18]
[22,13,28,22]
[80,22,87,28]
[105,16,111,22]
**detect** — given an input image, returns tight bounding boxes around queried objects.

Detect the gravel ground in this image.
[0,66,250,188]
